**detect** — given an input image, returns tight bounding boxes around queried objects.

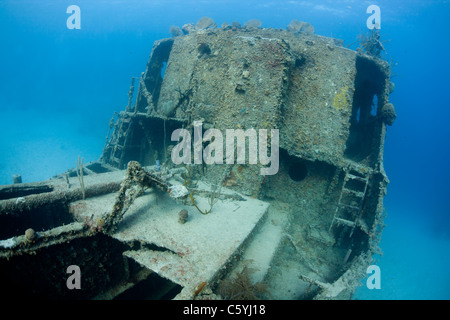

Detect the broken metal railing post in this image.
[75,156,85,200]
[101,112,117,158]
[126,77,136,112]
[103,161,188,234]
[133,73,145,114]
[12,175,22,184]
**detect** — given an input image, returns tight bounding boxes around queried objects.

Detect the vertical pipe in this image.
[126,77,135,112]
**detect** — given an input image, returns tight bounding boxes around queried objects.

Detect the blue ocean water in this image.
[0,0,449,299]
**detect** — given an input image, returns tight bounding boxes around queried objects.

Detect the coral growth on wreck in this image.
[217,266,268,300]
[333,86,350,110]
[358,29,389,58]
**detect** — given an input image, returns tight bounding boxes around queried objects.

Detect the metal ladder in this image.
[110,115,133,169]
[329,168,370,237]
[103,75,142,169]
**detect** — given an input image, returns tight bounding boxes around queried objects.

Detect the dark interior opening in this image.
[262,149,337,203]
[161,61,167,79]
[86,162,110,174]
[0,234,127,299]
[114,272,182,300]
[122,117,186,168]
[68,168,88,178]
[139,39,174,112]
[0,184,53,200]
[344,56,385,164]
[335,226,369,265]
[288,161,308,182]
[0,201,74,239]
[0,234,182,300]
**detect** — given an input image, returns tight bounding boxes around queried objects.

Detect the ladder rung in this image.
[338,203,360,211]
[342,188,365,198]
[347,173,368,183]
[335,218,356,227]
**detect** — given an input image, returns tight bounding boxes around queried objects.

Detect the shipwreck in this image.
[0,20,395,300]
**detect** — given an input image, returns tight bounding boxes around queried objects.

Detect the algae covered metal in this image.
[0,20,395,300]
